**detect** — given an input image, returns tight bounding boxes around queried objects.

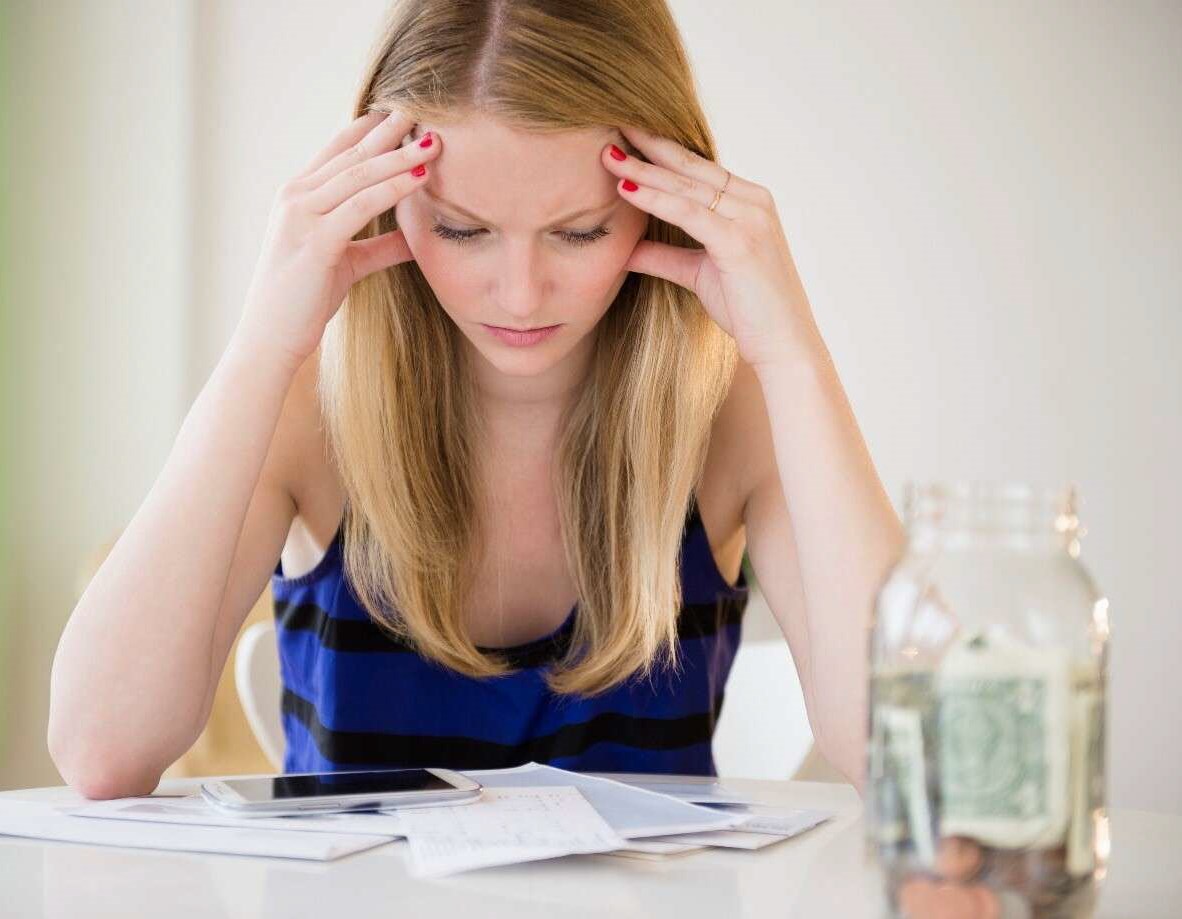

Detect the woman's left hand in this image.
[602,125,824,370]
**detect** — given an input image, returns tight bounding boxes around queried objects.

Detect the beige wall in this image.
[3,1,193,792]
[3,1,1179,813]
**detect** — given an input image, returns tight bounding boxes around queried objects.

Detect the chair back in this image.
[234,620,285,771]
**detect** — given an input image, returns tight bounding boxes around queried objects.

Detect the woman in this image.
[48,0,902,802]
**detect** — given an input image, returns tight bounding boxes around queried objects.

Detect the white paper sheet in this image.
[0,798,395,861]
[605,838,708,859]
[648,829,787,850]
[64,793,408,836]
[733,806,834,837]
[454,762,752,838]
[584,772,760,805]
[649,805,834,849]
[395,785,626,877]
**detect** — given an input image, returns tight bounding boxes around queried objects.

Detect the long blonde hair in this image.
[318,0,738,696]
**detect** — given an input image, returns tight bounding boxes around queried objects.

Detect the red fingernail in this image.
[419,132,433,148]
[609,144,627,161]
[412,164,427,177]
[622,179,638,192]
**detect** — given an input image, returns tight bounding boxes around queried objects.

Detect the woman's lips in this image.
[481,323,562,347]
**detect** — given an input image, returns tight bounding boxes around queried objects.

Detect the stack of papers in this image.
[0,797,393,861]
[0,762,834,876]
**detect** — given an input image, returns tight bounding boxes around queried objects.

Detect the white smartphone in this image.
[200,767,481,817]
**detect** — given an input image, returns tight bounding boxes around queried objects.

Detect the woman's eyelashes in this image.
[430,222,612,248]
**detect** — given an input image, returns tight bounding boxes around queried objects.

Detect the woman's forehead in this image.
[407,117,637,156]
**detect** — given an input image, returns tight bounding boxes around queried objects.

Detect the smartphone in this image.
[200,767,481,817]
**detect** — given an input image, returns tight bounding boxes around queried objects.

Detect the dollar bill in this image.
[871,700,936,864]
[1066,667,1103,876]
[934,628,1071,848]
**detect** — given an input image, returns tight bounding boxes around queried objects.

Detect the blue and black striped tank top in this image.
[271,497,749,776]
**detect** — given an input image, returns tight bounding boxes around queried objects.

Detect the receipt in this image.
[395,785,626,877]
[455,762,751,838]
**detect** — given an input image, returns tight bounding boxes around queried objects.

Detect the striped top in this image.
[271,497,749,776]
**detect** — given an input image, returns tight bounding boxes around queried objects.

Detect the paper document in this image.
[734,806,834,837]
[0,798,393,861]
[607,838,708,859]
[65,793,409,836]
[395,785,625,877]
[653,805,834,849]
[585,772,760,805]
[651,830,785,849]
[456,762,751,838]
[0,763,833,869]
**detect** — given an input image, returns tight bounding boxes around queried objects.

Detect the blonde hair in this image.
[318,0,737,696]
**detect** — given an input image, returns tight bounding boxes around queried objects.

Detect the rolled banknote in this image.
[934,628,1071,849]
[873,701,936,865]
[1066,662,1104,876]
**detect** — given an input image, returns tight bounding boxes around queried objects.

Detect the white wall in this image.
[2,1,192,791]
[675,1,1182,811]
[3,1,1178,814]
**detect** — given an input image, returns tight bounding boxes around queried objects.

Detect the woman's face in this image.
[394,111,650,384]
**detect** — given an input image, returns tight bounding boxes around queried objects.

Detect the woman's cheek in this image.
[415,248,467,307]
[595,230,641,288]
[397,211,452,281]
[409,244,481,323]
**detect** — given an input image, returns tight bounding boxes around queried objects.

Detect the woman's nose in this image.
[494,240,549,321]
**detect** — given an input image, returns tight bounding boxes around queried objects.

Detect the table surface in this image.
[1,773,1178,919]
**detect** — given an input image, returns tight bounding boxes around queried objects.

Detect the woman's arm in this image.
[48,109,439,798]
[578,116,908,792]
[47,330,301,798]
[738,340,905,796]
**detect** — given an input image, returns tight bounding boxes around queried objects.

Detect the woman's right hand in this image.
[238,108,439,371]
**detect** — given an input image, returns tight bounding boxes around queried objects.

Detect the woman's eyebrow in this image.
[422,189,619,226]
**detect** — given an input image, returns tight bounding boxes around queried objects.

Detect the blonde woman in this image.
[49,0,902,807]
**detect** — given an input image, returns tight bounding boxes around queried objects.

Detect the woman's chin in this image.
[475,345,561,378]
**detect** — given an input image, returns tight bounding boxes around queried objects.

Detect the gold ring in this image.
[708,170,732,213]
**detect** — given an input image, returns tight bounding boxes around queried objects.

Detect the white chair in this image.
[234,620,286,771]
[234,585,845,781]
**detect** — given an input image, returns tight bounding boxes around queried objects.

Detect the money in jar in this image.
[865,481,1110,919]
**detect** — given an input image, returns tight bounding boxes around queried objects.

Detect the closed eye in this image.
[430,223,612,248]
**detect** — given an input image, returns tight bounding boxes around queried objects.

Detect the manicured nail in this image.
[412,164,427,177]
[419,132,433,148]
[622,179,638,192]
[609,144,627,161]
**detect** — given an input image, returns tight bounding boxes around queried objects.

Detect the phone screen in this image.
[227,768,454,802]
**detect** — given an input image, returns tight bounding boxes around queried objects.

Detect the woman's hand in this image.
[600,126,822,370]
[237,108,440,372]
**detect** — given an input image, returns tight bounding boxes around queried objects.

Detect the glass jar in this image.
[866,481,1110,919]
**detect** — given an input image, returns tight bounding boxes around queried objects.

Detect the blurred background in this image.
[1,1,1178,813]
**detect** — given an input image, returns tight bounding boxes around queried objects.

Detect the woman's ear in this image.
[611,130,647,164]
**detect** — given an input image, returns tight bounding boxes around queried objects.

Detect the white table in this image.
[1,774,1178,918]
